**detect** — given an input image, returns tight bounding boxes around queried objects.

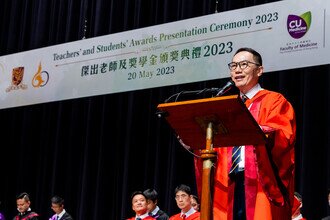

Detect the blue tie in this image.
[241,94,248,104]
[229,95,248,176]
[229,146,242,176]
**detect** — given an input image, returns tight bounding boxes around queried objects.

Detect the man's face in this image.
[51,203,64,215]
[132,194,148,215]
[230,51,263,94]
[16,199,30,213]
[175,191,191,212]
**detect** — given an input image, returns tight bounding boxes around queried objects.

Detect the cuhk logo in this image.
[287,11,311,39]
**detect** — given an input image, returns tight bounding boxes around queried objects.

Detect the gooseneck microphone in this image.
[157,80,235,118]
[215,80,235,96]
[164,87,220,103]
[162,80,234,104]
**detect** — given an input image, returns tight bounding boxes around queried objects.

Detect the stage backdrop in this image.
[0,0,329,219]
[0,0,329,109]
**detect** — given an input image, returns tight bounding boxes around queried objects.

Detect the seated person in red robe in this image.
[127,191,155,220]
[292,192,306,220]
[169,184,200,220]
[190,195,200,212]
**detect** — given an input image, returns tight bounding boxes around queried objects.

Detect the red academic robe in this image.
[195,89,296,220]
[169,212,200,220]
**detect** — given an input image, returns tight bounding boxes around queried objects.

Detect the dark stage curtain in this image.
[0,0,329,219]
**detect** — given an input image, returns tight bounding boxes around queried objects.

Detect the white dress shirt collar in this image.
[150,206,160,216]
[136,212,149,219]
[181,207,196,218]
[57,209,66,219]
[240,83,263,100]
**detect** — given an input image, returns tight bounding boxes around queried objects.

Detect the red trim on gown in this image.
[169,211,200,220]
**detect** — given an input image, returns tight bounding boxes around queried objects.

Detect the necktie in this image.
[136,218,141,220]
[229,145,242,176]
[241,94,248,104]
[229,95,248,176]
[56,216,59,220]
[181,214,186,219]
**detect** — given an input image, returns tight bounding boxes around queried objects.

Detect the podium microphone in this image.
[215,80,235,96]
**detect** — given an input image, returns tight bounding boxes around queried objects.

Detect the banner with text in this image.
[0,0,328,109]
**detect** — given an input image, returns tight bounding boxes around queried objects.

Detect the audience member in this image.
[143,189,169,220]
[127,191,155,220]
[49,196,73,220]
[292,192,306,220]
[13,192,39,220]
[169,184,199,220]
[190,195,199,212]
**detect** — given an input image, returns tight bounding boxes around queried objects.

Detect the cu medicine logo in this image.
[287,11,311,39]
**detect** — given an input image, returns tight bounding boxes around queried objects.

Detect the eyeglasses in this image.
[228,60,260,71]
[175,194,189,200]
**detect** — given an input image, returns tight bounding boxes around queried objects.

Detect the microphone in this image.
[215,80,235,96]
[196,87,221,94]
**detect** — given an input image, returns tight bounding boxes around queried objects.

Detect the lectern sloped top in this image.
[157,95,266,150]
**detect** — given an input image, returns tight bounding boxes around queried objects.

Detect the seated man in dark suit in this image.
[143,189,169,220]
[49,196,73,220]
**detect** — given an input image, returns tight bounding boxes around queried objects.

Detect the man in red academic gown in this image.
[195,47,296,220]
[127,191,156,220]
[169,184,200,220]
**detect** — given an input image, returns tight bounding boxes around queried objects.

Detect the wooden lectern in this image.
[157,95,266,220]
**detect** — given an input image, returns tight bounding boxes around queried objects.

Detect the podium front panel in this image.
[157,95,266,150]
